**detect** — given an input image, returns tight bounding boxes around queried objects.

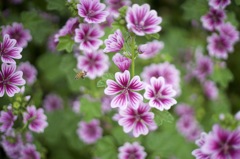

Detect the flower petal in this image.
[104,79,122,95]
[5,84,20,97]
[128,76,144,91]
[133,121,148,137]
[2,63,16,78]
[115,70,130,87]
[128,91,143,109]
[111,93,128,109]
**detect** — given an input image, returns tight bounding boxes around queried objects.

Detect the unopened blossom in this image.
[217,22,239,44]
[0,34,22,64]
[144,77,177,111]
[209,0,231,9]
[105,0,131,16]
[2,23,32,48]
[77,50,109,79]
[43,93,63,112]
[0,63,26,97]
[104,29,124,53]
[207,33,233,59]
[77,119,102,144]
[118,102,157,137]
[194,55,213,81]
[77,0,108,24]
[112,53,131,72]
[203,80,218,100]
[20,144,40,159]
[126,4,162,36]
[23,105,48,133]
[17,62,37,85]
[104,70,144,109]
[118,142,147,159]
[175,103,194,117]
[201,8,226,31]
[138,40,164,59]
[0,109,17,133]
[74,24,104,51]
[201,125,240,159]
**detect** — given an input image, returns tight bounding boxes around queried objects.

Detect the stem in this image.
[130,34,136,77]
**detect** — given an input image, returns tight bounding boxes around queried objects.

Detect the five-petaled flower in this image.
[118,142,147,159]
[104,70,144,110]
[104,29,124,53]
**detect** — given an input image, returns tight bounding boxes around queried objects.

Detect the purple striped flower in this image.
[118,102,157,137]
[144,77,177,111]
[23,105,48,133]
[74,24,104,51]
[201,8,226,31]
[43,93,63,112]
[194,55,213,81]
[104,70,144,110]
[203,80,218,100]
[175,103,194,117]
[112,53,131,72]
[217,22,239,44]
[20,144,40,159]
[207,33,233,59]
[0,34,23,64]
[118,142,147,159]
[77,0,109,24]
[0,63,26,97]
[192,133,210,159]
[105,0,131,16]
[17,62,37,85]
[103,29,124,53]
[2,23,32,48]
[77,50,109,79]
[77,119,102,144]
[0,109,17,133]
[126,4,162,36]
[209,0,231,9]
[138,40,164,59]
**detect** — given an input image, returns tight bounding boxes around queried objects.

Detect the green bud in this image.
[13,102,20,109]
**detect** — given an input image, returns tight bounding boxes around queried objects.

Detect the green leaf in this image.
[152,109,174,126]
[227,12,239,27]
[145,33,160,40]
[235,0,240,5]
[94,136,117,159]
[80,97,101,121]
[210,67,233,89]
[46,0,67,13]
[57,35,75,53]
[97,73,114,87]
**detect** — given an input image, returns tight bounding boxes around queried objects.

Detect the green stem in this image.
[130,34,136,77]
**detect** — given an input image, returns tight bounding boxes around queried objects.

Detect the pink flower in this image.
[138,40,164,59]
[74,24,104,51]
[104,70,144,109]
[207,33,233,59]
[203,80,218,100]
[77,50,109,79]
[118,142,147,159]
[118,102,157,137]
[0,63,26,97]
[23,105,48,133]
[174,103,194,117]
[112,53,131,72]
[144,77,177,111]
[126,4,162,36]
[17,62,37,85]
[77,0,109,24]
[0,109,17,133]
[0,34,22,64]
[43,93,63,112]
[201,8,226,31]
[77,119,102,144]
[217,22,239,44]
[192,133,210,159]
[20,144,40,159]
[2,23,32,48]
[209,0,231,9]
[194,55,213,81]
[101,95,113,114]
[105,0,131,17]
[103,29,124,53]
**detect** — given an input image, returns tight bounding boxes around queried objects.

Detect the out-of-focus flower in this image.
[77,119,102,144]
[138,40,164,59]
[217,22,239,44]
[101,95,113,114]
[118,142,147,159]
[0,34,22,64]
[74,24,104,51]
[104,70,144,109]
[20,144,40,159]
[77,50,109,79]
[144,77,177,111]
[112,53,131,72]
[0,109,17,133]
[201,8,226,31]
[126,4,162,36]
[70,98,81,114]
[175,103,194,116]
[0,63,26,97]
[235,111,240,121]
[105,0,131,17]
[209,0,231,9]
[192,133,210,159]
[104,29,124,53]
[194,55,213,81]
[43,93,63,112]
[17,62,37,85]
[118,102,157,137]
[203,80,218,100]
[2,23,32,48]
[77,0,108,24]
[23,105,48,133]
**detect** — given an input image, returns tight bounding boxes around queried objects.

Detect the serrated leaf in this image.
[210,67,233,89]
[57,35,75,53]
[97,73,114,87]
[94,136,117,159]
[152,109,174,126]
[80,97,101,121]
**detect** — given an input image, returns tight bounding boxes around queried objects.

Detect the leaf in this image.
[94,136,117,159]
[145,33,160,40]
[210,67,233,89]
[57,35,75,53]
[46,0,67,13]
[235,0,240,5]
[97,73,114,87]
[152,109,174,126]
[80,97,101,121]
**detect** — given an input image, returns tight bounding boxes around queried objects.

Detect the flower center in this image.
[135,21,145,31]
[222,143,230,154]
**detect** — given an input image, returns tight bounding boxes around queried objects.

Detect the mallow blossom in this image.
[138,40,164,59]
[217,22,239,44]
[104,29,124,53]
[209,0,231,9]
[105,0,131,16]
[0,109,17,133]
[118,102,157,137]
[104,70,144,110]
[17,62,37,85]
[20,144,40,159]
[144,77,177,111]
[43,93,63,112]
[0,63,26,97]
[118,142,147,159]
[126,4,162,36]
[77,0,108,24]
[112,53,131,72]
[203,80,218,100]
[194,55,213,81]
[0,34,22,64]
